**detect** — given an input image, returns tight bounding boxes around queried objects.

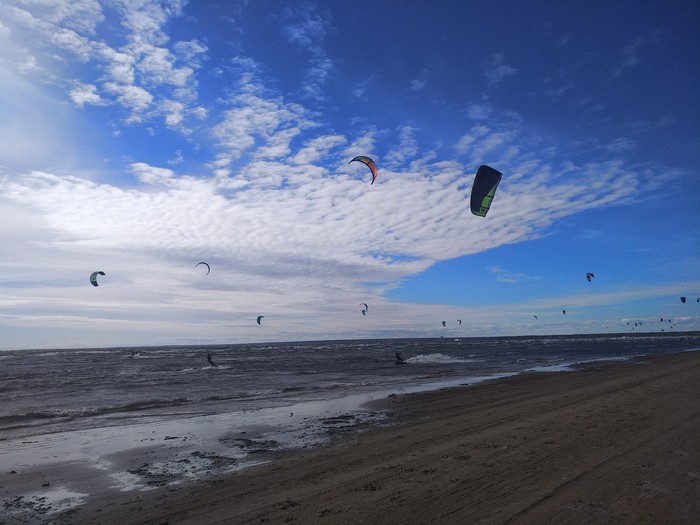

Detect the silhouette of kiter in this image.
[395,351,404,364]
[207,353,217,367]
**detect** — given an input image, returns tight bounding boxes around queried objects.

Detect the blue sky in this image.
[1,0,698,349]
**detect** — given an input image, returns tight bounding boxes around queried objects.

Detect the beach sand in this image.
[6,351,700,524]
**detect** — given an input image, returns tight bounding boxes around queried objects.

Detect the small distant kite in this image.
[586,272,595,282]
[470,165,502,217]
[90,271,105,287]
[195,262,211,275]
[360,303,368,316]
[533,315,538,320]
[442,321,446,327]
[680,296,686,303]
[256,315,264,325]
[457,319,462,325]
[349,156,378,185]
[562,309,566,315]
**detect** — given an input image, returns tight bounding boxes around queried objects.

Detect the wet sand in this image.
[6,351,700,524]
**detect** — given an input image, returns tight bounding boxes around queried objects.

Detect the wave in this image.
[406,353,477,364]
[205,389,281,401]
[0,397,194,430]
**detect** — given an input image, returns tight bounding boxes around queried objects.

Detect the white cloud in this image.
[210,92,315,167]
[465,101,492,120]
[610,31,662,79]
[604,137,638,153]
[1,0,207,130]
[484,53,518,87]
[543,83,573,100]
[0,114,684,347]
[488,265,541,284]
[291,135,346,165]
[353,75,377,98]
[279,2,329,51]
[277,2,334,101]
[104,81,153,116]
[384,126,419,167]
[18,0,105,34]
[410,68,429,91]
[70,82,104,106]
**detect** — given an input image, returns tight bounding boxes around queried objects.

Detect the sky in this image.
[1,0,699,350]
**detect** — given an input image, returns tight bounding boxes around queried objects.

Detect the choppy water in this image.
[2,333,699,441]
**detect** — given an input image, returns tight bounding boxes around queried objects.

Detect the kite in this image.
[680,296,686,303]
[457,319,462,325]
[349,156,378,185]
[90,271,105,287]
[195,262,211,275]
[256,315,264,325]
[442,321,446,327]
[586,272,595,282]
[360,303,368,316]
[562,309,566,315]
[533,315,538,320]
[470,165,502,217]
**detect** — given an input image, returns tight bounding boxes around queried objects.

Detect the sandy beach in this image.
[5,350,699,524]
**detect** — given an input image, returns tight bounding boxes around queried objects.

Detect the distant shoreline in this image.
[3,330,699,352]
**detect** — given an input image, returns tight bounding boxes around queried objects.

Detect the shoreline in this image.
[3,350,698,524]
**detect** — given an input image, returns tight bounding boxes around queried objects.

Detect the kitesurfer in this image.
[207,353,217,367]
[395,351,404,364]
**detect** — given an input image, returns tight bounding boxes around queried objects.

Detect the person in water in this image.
[395,351,404,363]
[207,353,217,367]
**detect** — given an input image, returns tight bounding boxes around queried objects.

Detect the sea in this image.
[3,333,699,443]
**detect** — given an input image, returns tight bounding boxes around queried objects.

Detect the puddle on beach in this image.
[102,407,388,492]
[2,484,88,521]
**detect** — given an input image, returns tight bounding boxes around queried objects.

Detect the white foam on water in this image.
[406,353,478,364]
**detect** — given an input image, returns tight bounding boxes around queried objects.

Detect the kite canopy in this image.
[680,296,686,303]
[360,303,368,315]
[470,165,502,217]
[586,272,595,282]
[349,156,378,185]
[195,261,211,275]
[256,315,264,325]
[89,271,105,287]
